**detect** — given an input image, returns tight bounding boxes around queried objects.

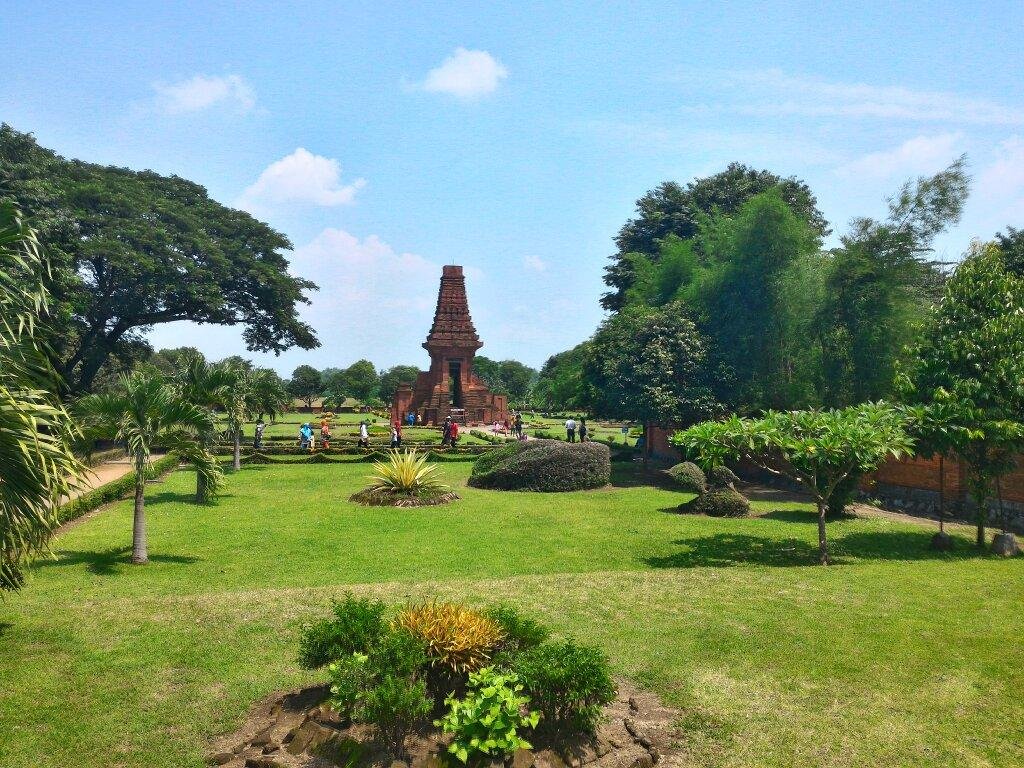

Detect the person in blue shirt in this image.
[299,423,313,450]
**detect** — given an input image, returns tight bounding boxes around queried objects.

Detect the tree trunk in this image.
[196,471,208,504]
[817,500,830,565]
[976,501,986,548]
[131,456,148,564]
[938,454,945,535]
[233,430,241,471]
[997,477,1006,534]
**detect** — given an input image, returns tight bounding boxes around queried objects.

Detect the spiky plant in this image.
[395,602,505,675]
[351,449,458,506]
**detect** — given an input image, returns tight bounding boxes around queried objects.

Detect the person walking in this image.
[299,422,313,450]
[254,419,265,450]
[514,412,524,440]
[565,416,577,443]
[441,416,452,447]
[358,420,369,449]
[391,421,403,448]
[579,418,588,442]
[449,420,460,446]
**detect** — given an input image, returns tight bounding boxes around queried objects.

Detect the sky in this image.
[3,1,1023,375]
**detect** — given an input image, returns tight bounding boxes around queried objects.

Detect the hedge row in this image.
[57,453,181,525]
[241,450,480,465]
[468,439,611,492]
[219,445,490,458]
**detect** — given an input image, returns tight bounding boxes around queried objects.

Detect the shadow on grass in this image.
[0,622,11,639]
[610,462,677,489]
[761,509,857,523]
[645,529,986,568]
[42,547,199,576]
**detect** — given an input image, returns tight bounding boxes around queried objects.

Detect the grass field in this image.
[2,460,1023,768]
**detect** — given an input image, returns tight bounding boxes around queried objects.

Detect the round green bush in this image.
[467,440,610,492]
[667,461,706,493]
[707,465,740,488]
[686,487,750,517]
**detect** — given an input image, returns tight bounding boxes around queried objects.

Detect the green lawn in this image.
[244,414,491,444]
[2,461,1023,768]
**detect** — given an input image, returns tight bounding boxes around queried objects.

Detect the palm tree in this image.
[0,202,83,591]
[219,363,286,470]
[171,352,232,502]
[78,370,219,564]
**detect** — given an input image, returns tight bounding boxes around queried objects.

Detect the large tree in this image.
[583,302,718,425]
[0,202,83,591]
[899,241,1024,548]
[378,365,422,401]
[0,125,319,392]
[288,365,323,409]
[534,343,591,412]
[602,163,828,310]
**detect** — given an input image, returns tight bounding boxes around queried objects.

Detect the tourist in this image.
[579,418,588,442]
[320,418,330,442]
[416,413,422,425]
[449,420,460,446]
[565,416,577,443]
[514,412,524,440]
[358,420,369,449]
[254,419,265,450]
[299,422,313,450]
[441,416,452,447]
[391,421,402,448]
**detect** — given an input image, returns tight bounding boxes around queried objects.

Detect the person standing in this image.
[441,416,452,447]
[254,419,266,450]
[299,422,313,450]
[449,420,460,446]
[514,412,524,440]
[565,416,577,443]
[579,418,588,442]
[358,420,369,449]
[390,423,399,448]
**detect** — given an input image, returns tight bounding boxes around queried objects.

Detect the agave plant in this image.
[352,449,458,506]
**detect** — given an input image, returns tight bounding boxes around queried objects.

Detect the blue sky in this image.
[3,2,1023,374]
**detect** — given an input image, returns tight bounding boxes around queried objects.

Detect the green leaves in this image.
[435,667,538,763]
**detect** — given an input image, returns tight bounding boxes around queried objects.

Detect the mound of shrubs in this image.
[707,465,740,488]
[676,463,750,516]
[467,439,610,492]
[667,461,706,493]
[297,596,616,762]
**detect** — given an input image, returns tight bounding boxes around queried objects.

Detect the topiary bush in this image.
[667,461,706,493]
[514,639,617,737]
[707,465,740,488]
[685,486,750,517]
[467,440,610,492]
[298,594,389,669]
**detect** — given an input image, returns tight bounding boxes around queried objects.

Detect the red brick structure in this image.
[391,266,508,426]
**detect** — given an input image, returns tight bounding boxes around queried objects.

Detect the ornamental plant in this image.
[673,402,914,564]
[395,601,505,676]
[298,594,388,669]
[351,449,458,505]
[435,667,539,764]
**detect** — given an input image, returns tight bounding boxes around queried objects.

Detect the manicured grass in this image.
[2,461,1022,767]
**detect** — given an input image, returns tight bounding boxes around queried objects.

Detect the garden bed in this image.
[208,677,681,768]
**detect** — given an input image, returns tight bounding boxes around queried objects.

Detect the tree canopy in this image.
[0,125,319,392]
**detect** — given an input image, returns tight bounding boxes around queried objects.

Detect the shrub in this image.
[707,465,740,488]
[667,461,706,493]
[687,487,750,517]
[57,453,181,524]
[485,604,550,655]
[514,639,617,736]
[327,652,372,719]
[351,449,458,506]
[435,667,539,764]
[304,452,336,464]
[467,440,610,492]
[298,594,388,669]
[395,602,505,676]
[240,451,273,465]
[360,675,432,757]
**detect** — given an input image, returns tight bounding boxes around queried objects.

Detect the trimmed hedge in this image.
[667,461,706,493]
[57,453,181,524]
[683,487,751,517]
[467,440,610,492]
[707,465,740,488]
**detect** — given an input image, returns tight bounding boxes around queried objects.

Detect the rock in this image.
[245,757,286,768]
[251,726,274,747]
[285,720,337,755]
[390,760,410,768]
[534,749,569,768]
[412,751,446,768]
[992,532,1019,557]
[209,752,234,765]
[511,748,535,768]
[929,531,953,551]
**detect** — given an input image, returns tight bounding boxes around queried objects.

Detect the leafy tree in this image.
[602,164,828,310]
[583,302,718,425]
[0,202,83,591]
[150,347,204,376]
[220,364,279,470]
[338,359,381,402]
[473,356,504,392]
[497,361,536,404]
[818,159,969,406]
[673,403,913,564]
[171,352,234,502]
[378,365,422,401]
[899,242,1024,547]
[0,125,319,393]
[78,371,220,563]
[994,226,1024,276]
[533,344,591,412]
[288,365,323,409]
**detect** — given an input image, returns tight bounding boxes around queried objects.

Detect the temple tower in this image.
[392,266,508,426]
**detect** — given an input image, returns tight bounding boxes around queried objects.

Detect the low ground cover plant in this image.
[468,440,610,492]
[299,599,615,759]
[350,449,459,506]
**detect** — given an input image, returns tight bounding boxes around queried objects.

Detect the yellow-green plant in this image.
[369,449,449,494]
[395,602,504,675]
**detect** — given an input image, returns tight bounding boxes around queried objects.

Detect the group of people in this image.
[564,417,588,443]
[440,415,461,447]
[491,412,526,440]
[298,418,336,450]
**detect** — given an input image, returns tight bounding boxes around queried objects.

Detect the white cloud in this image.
[152,74,255,114]
[972,136,1024,225]
[678,69,1024,126]
[523,255,547,272]
[420,48,508,98]
[836,133,963,180]
[237,148,366,213]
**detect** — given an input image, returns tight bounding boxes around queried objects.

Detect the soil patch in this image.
[349,490,461,507]
[207,678,686,768]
